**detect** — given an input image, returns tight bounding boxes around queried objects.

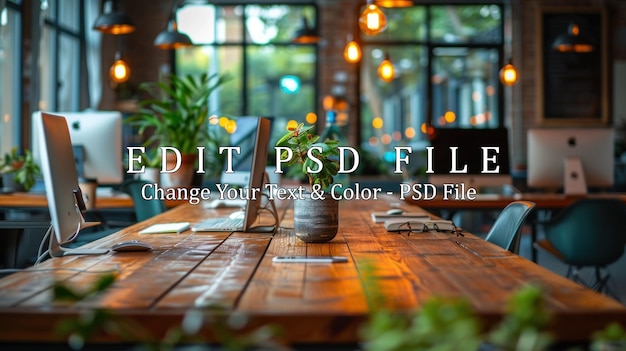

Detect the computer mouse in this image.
[111,240,153,252]
[229,210,245,219]
[386,208,404,215]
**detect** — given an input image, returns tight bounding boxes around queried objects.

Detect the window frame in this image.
[357,2,505,147]
[173,2,319,119]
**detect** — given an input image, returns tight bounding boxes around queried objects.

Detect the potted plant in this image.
[0,147,41,192]
[127,72,231,187]
[275,123,340,242]
[134,147,161,185]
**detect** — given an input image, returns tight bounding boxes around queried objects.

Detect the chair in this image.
[121,179,167,222]
[534,198,626,296]
[484,201,536,254]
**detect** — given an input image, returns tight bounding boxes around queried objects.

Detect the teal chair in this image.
[534,198,626,297]
[121,179,167,222]
[484,201,536,254]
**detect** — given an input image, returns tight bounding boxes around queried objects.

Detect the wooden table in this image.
[0,197,625,347]
[0,192,134,209]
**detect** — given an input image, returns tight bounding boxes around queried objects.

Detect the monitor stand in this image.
[247,172,280,233]
[48,221,109,257]
[48,187,110,257]
[563,157,587,195]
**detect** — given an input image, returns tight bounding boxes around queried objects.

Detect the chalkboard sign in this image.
[537,7,608,125]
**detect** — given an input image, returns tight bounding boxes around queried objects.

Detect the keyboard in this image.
[192,216,244,232]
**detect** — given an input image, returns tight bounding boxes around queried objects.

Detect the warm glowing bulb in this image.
[359,4,387,36]
[109,59,130,83]
[377,56,395,82]
[444,111,456,123]
[344,40,362,63]
[305,112,317,124]
[499,63,518,86]
[374,0,413,7]
[372,117,383,129]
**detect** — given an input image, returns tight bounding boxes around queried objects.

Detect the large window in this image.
[39,0,84,112]
[360,4,504,163]
[176,3,318,143]
[0,1,22,156]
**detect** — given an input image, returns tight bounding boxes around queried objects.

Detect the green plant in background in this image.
[127,72,232,177]
[360,281,554,351]
[361,297,482,351]
[275,123,339,191]
[53,274,283,351]
[591,323,626,351]
[0,146,41,191]
[487,285,552,351]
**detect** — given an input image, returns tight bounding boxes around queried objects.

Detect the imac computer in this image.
[38,112,109,257]
[193,116,277,232]
[527,128,614,194]
[427,128,512,188]
[32,110,123,185]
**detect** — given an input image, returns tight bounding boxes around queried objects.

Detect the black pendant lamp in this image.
[552,22,594,53]
[154,1,193,50]
[292,16,319,44]
[93,0,135,35]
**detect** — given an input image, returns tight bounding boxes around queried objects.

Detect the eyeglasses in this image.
[397,220,464,237]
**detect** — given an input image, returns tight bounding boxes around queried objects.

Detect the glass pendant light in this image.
[359,2,387,36]
[377,53,395,82]
[109,52,130,83]
[343,35,362,63]
[499,60,518,86]
[374,0,413,8]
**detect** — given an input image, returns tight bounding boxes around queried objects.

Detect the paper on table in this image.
[139,222,190,234]
[370,212,430,223]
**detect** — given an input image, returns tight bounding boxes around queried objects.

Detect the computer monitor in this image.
[220,116,274,187]
[241,117,276,231]
[38,112,109,257]
[427,128,512,188]
[527,128,614,194]
[32,110,123,185]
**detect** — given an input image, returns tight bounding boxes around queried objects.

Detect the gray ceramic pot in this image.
[293,193,339,242]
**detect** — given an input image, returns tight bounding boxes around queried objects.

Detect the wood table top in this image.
[0,192,134,209]
[0,192,185,210]
[0,197,624,345]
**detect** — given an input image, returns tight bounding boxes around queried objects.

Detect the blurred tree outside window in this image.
[360,4,503,173]
[176,4,317,148]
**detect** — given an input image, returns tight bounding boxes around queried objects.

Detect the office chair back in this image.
[121,179,166,222]
[543,198,626,267]
[484,201,536,254]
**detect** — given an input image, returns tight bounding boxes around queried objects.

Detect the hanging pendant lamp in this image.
[343,35,362,63]
[552,22,594,53]
[109,51,130,83]
[373,0,413,8]
[377,53,395,82]
[499,59,518,86]
[154,2,193,50]
[93,0,135,35]
[292,16,320,44]
[359,2,387,36]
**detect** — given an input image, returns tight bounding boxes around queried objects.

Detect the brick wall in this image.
[515,0,625,162]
